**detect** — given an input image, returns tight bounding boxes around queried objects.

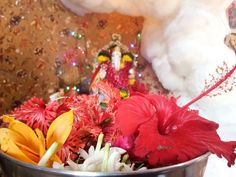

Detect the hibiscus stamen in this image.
[172,64,236,117]
[164,63,236,131]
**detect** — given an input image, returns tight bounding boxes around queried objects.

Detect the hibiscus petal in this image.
[147,95,178,121]
[177,120,236,167]
[116,95,156,135]
[147,119,236,167]
[133,119,159,158]
[148,150,178,167]
[117,93,236,167]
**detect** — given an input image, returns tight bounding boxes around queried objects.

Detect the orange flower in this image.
[0,110,74,167]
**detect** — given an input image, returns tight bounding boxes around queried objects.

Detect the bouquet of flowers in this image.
[0,41,236,172]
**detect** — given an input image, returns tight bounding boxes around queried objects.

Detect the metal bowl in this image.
[0,152,210,177]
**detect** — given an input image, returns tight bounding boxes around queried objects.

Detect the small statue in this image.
[90,34,138,98]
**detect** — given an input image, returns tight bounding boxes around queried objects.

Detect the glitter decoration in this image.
[77,46,85,56]
[76,87,80,92]
[56,68,64,77]
[130,43,135,49]
[70,31,76,36]
[66,86,70,91]
[81,50,85,55]
[75,34,83,40]
[63,49,80,64]
[72,61,77,66]
[137,32,142,40]
[85,65,91,70]
[70,31,84,40]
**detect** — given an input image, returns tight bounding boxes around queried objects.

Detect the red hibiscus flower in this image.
[116,93,236,167]
[11,97,58,135]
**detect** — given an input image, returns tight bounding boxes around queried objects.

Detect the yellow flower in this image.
[0,110,74,167]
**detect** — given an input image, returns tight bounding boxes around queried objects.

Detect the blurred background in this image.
[0,0,236,115]
[0,0,164,114]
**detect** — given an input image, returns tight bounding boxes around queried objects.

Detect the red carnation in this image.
[11,97,58,135]
[116,94,236,167]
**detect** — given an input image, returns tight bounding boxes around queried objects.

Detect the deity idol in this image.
[90,34,144,98]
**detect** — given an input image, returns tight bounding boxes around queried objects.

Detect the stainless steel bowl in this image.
[0,152,210,177]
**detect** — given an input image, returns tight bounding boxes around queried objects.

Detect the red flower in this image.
[56,95,102,162]
[116,94,236,167]
[11,97,58,135]
[57,123,95,162]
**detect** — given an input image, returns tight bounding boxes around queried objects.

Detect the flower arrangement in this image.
[0,64,236,172]
[0,38,236,173]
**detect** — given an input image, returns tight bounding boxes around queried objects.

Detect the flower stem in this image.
[38,142,58,167]
[95,133,104,155]
[101,143,110,172]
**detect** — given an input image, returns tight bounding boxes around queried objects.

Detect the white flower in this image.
[53,133,147,172]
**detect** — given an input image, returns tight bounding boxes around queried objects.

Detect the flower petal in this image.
[133,119,159,158]
[35,128,46,158]
[116,95,156,135]
[11,97,58,135]
[0,128,37,164]
[3,115,40,155]
[46,110,74,148]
